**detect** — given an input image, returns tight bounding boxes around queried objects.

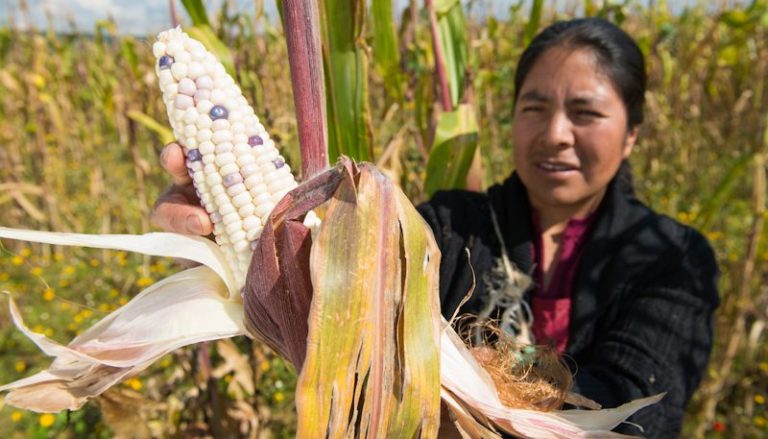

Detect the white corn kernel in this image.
[155,27,304,290]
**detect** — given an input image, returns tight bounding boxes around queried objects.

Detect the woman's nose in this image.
[542,111,575,149]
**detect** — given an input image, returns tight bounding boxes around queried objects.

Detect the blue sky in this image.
[0,0,748,36]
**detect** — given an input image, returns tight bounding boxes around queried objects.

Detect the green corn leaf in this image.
[423,103,479,196]
[524,0,544,46]
[127,110,175,145]
[695,151,753,231]
[371,0,402,102]
[119,38,140,78]
[435,0,468,108]
[0,28,11,63]
[584,0,597,16]
[320,0,374,162]
[180,0,211,27]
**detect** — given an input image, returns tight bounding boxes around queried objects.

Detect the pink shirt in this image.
[530,211,597,352]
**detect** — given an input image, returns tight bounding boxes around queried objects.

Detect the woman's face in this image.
[512,46,637,217]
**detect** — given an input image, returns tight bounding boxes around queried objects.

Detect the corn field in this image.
[0,0,766,437]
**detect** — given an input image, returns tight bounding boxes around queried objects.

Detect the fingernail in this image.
[186,215,203,235]
[160,147,170,167]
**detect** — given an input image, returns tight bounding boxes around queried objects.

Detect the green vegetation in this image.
[0,1,766,437]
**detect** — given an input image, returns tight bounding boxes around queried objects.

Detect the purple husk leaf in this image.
[242,159,353,369]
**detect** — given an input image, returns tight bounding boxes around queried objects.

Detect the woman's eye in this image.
[575,109,603,118]
[521,106,543,113]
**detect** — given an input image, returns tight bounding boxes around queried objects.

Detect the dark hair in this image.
[513,18,647,128]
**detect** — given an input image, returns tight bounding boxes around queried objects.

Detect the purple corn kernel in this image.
[248,135,263,146]
[272,158,285,169]
[158,55,174,70]
[186,148,202,162]
[210,212,222,224]
[209,105,229,120]
[223,173,243,188]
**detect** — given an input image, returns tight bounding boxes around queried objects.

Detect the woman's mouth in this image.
[536,162,578,173]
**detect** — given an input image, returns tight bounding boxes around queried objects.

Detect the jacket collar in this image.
[487,163,641,353]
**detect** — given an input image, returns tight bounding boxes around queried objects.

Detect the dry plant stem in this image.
[696,151,766,437]
[197,341,226,438]
[425,0,453,112]
[281,0,329,180]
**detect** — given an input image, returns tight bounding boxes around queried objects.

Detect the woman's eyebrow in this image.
[519,89,549,102]
[567,97,596,106]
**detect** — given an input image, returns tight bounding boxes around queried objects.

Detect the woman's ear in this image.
[623,126,639,158]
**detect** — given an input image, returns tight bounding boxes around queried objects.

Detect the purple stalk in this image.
[169,0,179,28]
[281,0,329,180]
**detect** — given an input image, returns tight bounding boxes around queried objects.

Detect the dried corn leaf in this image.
[296,159,441,438]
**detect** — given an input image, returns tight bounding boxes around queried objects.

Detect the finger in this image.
[160,142,192,186]
[152,191,213,235]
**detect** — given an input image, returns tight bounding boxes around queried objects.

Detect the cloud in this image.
[0,0,168,35]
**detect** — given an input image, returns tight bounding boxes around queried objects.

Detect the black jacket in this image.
[417,171,720,438]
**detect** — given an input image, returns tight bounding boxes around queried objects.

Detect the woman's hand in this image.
[151,142,213,236]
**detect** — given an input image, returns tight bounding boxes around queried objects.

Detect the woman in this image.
[153,18,719,438]
[417,18,719,437]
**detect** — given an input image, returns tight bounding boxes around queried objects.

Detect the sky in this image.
[0,0,750,36]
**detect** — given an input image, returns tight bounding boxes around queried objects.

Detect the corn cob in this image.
[153,28,299,289]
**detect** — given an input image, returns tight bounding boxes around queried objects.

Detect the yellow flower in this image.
[136,276,154,288]
[260,360,271,372]
[760,362,768,374]
[125,378,143,391]
[755,394,766,404]
[39,413,55,427]
[73,314,83,324]
[119,297,128,305]
[32,324,44,334]
[82,309,93,318]
[63,265,75,275]
[54,252,64,262]
[90,258,100,267]
[11,411,22,422]
[43,288,55,301]
[159,356,173,368]
[98,303,110,312]
[755,416,766,428]
[44,328,54,337]
[705,231,723,241]
[20,247,31,257]
[30,266,43,276]
[273,391,284,403]
[11,255,24,266]
[109,288,119,298]
[15,360,26,372]
[58,279,70,288]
